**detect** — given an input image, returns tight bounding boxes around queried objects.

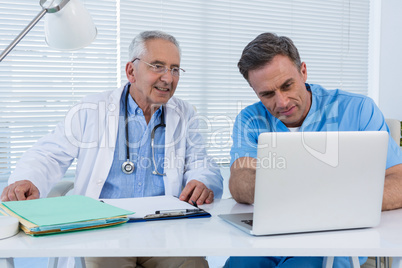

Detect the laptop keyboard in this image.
[241,219,253,226]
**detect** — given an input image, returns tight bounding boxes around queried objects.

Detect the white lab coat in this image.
[9,85,223,199]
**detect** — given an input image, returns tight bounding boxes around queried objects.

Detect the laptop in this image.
[219,131,388,236]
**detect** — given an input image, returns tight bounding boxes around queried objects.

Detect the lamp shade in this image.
[44,0,97,50]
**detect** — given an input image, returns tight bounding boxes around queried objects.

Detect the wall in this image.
[379,0,402,120]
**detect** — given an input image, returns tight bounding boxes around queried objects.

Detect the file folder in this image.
[0,195,134,236]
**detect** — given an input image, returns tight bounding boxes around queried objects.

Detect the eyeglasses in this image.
[132,58,185,77]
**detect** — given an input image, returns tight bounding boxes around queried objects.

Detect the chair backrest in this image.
[385,118,401,145]
[47,180,74,198]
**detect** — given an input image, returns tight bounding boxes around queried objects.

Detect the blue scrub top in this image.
[230,83,402,169]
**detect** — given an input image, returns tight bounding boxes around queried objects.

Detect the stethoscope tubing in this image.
[122,87,166,175]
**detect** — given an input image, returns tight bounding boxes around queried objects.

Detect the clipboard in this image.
[101,195,211,222]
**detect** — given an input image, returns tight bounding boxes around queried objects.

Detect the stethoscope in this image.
[122,88,166,176]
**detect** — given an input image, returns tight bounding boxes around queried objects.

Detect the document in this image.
[101,195,210,221]
[0,195,134,236]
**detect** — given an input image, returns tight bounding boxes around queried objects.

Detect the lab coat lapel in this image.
[163,99,183,196]
[85,86,123,198]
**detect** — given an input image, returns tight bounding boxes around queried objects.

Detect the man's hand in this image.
[1,180,40,202]
[179,180,214,205]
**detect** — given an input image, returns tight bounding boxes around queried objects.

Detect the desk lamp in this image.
[0,0,97,62]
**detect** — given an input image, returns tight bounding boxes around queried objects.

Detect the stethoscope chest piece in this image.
[122,160,135,174]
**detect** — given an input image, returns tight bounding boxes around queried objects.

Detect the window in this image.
[0,0,371,180]
[0,0,119,180]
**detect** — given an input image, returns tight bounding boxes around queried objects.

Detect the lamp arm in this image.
[0,8,47,62]
[40,0,71,13]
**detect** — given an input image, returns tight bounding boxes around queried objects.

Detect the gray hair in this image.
[238,32,302,82]
[128,30,181,62]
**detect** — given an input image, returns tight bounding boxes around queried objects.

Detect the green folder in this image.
[0,195,134,236]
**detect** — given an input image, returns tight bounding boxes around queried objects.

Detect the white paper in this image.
[100,195,198,219]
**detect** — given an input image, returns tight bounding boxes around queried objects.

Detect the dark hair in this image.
[238,32,301,81]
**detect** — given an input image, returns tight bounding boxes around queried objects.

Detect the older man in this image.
[2,30,222,268]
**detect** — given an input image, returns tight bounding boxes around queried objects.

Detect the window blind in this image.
[0,0,119,180]
[0,0,370,181]
[120,0,370,164]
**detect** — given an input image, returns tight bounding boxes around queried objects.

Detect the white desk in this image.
[1,199,402,264]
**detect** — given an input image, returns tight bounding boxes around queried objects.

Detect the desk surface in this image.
[1,198,402,258]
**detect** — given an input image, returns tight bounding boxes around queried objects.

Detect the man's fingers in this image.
[194,189,214,205]
[1,180,39,202]
[205,190,214,204]
[15,186,29,201]
[26,193,40,200]
[179,182,196,202]
[1,185,13,202]
[180,180,215,205]
[4,184,20,201]
[191,187,210,205]
[188,185,204,205]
